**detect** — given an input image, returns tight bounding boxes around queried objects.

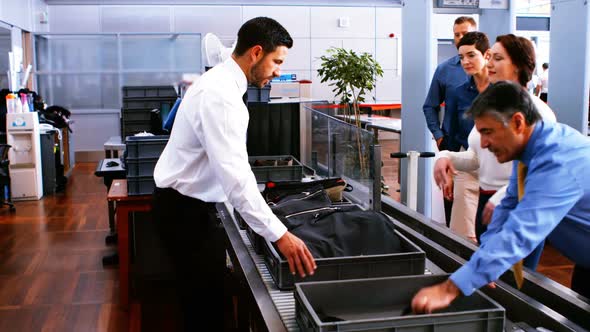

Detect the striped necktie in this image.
[513,161,527,289]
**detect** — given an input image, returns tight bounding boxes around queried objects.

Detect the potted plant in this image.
[317,47,384,183]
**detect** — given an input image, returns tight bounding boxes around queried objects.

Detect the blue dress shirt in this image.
[444,76,477,150]
[451,121,590,295]
[423,55,469,146]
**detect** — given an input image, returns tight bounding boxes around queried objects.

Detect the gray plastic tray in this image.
[249,155,303,183]
[295,274,505,332]
[122,85,178,99]
[263,224,426,290]
[127,176,155,196]
[125,135,169,159]
[126,157,159,177]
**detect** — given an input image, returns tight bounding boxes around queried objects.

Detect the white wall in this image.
[42,4,404,103]
[517,30,551,75]
[41,6,480,104]
[0,0,33,31]
[38,4,406,153]
[37,5,488,154]
[0,0,48,61]
[32,0,49,33]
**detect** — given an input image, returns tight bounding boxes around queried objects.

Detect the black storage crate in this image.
[123,98,177,110]
[126,157,159,177]
[122,120,152,137]
[127,176,156,196]
[122,108,154,122]
[123,85,178,99]
[125,135,169,159]
[262,226,425,290]
[247,84,271,103]
[295,274,505,332]
[234,209,248,230]
[246,220,266,254]
[249,155,303,183]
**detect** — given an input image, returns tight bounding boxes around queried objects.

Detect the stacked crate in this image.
[121,86,178,137]
[125,135,169,196]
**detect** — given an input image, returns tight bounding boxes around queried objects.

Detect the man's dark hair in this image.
[542,62,549,70]
[495,34,536,87]
[457,31,489,54]
[233,17,293,56]
[468,80,541,125]
[454,16,477,28]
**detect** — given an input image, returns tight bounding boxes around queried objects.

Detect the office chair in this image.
[0,144,15,212]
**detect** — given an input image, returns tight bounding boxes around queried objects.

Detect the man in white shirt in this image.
[537,62,549,102]
[152,17,316,330]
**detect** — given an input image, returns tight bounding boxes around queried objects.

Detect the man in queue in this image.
[152,17,317,330]
[412,81,590,313]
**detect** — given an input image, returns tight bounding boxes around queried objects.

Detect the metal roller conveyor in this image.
[381,197,590,332]
[219,199,589,332]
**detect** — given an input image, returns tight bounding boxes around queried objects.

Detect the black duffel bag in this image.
[290,210,402,258]
[263,177,352,203]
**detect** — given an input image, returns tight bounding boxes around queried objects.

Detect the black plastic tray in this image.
[295,274,505,332]
[122,85,178,99]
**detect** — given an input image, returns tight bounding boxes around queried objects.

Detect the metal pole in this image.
[372,144,381,212]
[407,151,419,211]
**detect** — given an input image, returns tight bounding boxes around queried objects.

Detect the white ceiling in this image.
[44,0,402,6]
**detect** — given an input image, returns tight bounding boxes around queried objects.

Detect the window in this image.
[34,33,201,109]
[515,0,551,15]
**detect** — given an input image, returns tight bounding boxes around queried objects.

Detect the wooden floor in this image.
[0,163,128,332]
[0,161,575,331]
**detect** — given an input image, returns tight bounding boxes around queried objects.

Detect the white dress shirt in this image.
[153,58,287,242]
[540,70,549,93]
[438,92,557,206]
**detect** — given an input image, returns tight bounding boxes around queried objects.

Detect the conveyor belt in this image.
[381,197,589,332]
[235,227,446,332]
[220,201,589,332]
[236,229,300,331]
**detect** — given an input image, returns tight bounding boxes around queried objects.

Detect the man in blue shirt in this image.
[412,81,590,313]
[424,16,476,226]
[423,16,476,151]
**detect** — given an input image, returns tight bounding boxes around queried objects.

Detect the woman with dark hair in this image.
[434,34,556,269]
[438,31,490,242]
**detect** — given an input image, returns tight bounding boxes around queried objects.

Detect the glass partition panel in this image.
[0,33,10,89]
[310,107,330,177]
[34,33,200,109]
[173,35,203,72]
[35,35,118,72]
[302,102,378,210]
[121,35,173,71]
[121,72,183,87]
[121,34,201,72]
[36,73,120,109]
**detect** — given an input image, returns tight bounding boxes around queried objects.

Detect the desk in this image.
[95,158,126,235]
[108,179,152,309]
[335,114,402,140]
[104,136,125,158]
[365,117,402,139]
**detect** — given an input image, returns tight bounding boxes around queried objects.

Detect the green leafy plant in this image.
[317,47,384,126]
[317,47,384,181]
